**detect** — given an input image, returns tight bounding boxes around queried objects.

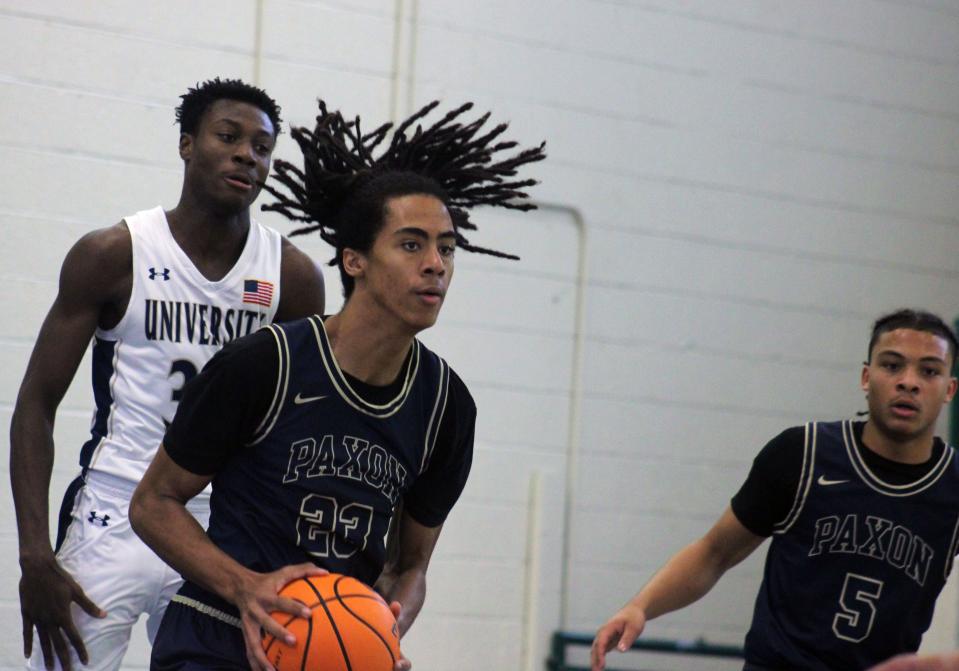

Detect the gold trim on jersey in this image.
[420,358,450,474]
[170,594,241,628]
[307,315,421,418]
[843,419,955,497]
[774,422,817,535]
[249,324,291,446]
[944,515,959,582]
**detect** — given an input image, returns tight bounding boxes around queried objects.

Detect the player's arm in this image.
[590,427,805,671]
[376,369,476,636]
[376,370,475,671]
[129,333,324,671]
[130,448,323,655]
[377,513,444,636]
[590,507,763,671]
[10,225,130,669]
[274,237,325,321]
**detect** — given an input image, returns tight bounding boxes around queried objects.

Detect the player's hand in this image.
[590,603,647,671]
[389,601,412,670]
[233,563,328,671]
[868,652,959,671]
[19,554,106,671]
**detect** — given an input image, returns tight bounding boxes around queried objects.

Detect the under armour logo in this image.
[88,511,110,527]
[148,267,171,281]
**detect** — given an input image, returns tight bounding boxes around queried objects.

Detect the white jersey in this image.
[80,206,282,485]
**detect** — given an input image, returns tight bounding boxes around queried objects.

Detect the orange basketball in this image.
[262,573,400,671]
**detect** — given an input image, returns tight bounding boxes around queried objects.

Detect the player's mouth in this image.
[415,287,445,306]
[224,172,256,191]
[889,398,920,419]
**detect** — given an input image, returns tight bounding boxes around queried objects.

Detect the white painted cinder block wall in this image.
[2,2,959,669]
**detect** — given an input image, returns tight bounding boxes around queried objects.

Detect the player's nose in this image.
[232,140,256,166]
[421,245,446,275]
[895,366,921,391]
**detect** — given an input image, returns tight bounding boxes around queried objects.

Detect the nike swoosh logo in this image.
[293,392,328,405]
[817,475,849,486]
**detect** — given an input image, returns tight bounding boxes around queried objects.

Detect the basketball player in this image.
[11,78,326,671]
[591,309,959,671]
[129,100,545,670]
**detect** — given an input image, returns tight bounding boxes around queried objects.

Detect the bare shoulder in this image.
[276,237,325,321]
[59,221,132,305]
[68,221,132,272]
[279,237,321,279]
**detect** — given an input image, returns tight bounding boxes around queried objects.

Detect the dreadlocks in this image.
[176,77,283,137]
[262,99,546,295]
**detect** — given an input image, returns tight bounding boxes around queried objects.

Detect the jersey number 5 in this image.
[297,494,374,559]
[833,573,883,643]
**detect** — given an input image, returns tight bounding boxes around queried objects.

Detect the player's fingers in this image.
[589,624,619,671]
[389,600,402,620]
[280,562,327,583]
[22,614,33,658]
[252,604,296,647]
[260,616,296,647]
[273,595,311,619]
[589,645,606,671]
[594,623,619,652]
[242,617,276,671]
[394,656,412,671]
[269,563,325,594]
[245,641,274,671]
[70,585,106,619]
[50,627,74,671]
[615,621,642,652]
[61,620,90,666]
[36,627,55,670]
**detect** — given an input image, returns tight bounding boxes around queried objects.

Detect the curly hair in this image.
[176,77,283,137]
[262,100,546,296]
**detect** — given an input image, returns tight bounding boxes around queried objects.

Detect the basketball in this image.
[262,573,401,671]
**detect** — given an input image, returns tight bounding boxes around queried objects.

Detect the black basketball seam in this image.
[300,601,314,671]
[312,577,353,671]
[334,577,398,664]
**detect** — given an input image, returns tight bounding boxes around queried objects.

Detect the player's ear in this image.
[945,375,958,404]
[179,133,194,160]
[341,247,366,279]
[860,362,870,393]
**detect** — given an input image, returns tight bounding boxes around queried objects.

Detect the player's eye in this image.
[218,132,236,142]
[880,361,901,372]
[401,240,420,252]
[439,245,456,257]
[923,367,942,377]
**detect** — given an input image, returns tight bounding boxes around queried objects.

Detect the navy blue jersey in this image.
[744,420,959,670]
[207,315,452,583]
[159,316,474,635]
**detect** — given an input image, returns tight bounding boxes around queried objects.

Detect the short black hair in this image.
[263,100,546,298]
[867,309,958,366]
[175,78,282,137]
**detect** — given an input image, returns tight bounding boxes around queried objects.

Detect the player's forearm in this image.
[129,491,255,604]
[381,567,426,636]
[630,538,730,621]
[9,402,56,559]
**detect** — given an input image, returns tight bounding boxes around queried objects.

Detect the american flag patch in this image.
[243,279,274,307]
